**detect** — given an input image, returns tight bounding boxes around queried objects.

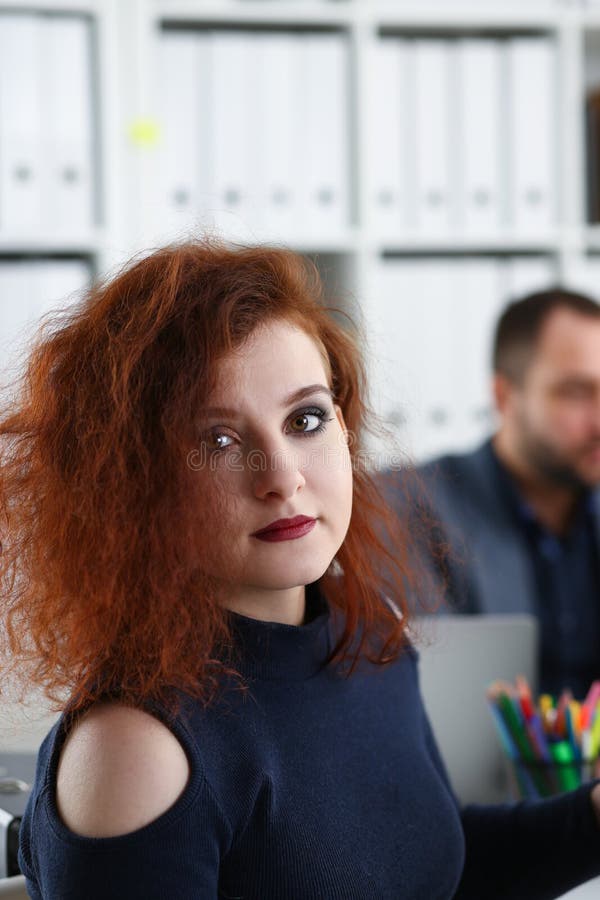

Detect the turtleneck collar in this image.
[228,582,332,681]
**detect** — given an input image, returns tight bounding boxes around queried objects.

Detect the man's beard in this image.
[517,421,600,492]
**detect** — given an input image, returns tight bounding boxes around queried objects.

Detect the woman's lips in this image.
[252,516,317,543]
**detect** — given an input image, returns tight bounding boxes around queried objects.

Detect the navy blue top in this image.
[18,585,600,899]
[488,442,600,697]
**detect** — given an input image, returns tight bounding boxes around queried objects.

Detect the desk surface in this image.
[559,877,600,898]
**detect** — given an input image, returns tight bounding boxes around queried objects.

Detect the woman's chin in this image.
[248,559,334,593]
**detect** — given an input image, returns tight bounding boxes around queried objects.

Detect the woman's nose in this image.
[251,444,306,501]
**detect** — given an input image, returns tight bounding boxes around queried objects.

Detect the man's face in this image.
[502,308,600,489]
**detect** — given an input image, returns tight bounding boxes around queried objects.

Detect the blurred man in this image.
[387,288,600,697]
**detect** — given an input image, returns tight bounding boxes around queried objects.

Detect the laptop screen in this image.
[414,614,538,804]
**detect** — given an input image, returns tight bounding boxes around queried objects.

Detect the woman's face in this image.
[197,319,353,616]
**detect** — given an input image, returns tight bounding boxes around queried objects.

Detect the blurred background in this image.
[3,0,600,467]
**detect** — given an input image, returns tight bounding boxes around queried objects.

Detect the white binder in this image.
[0,14,44,231]
[416,259,463,457]
[413,40,453,234]
[0,259,89,383]
[300,32,350,236]
[256,33,303,239]
[367,37,407,236]
[457,39,503,233]
[159,30,206,238]
[28,259,90,323]
[0,263,31,378]
[42,15,94,232]
[196,32,219,232]
[453,259,503,447]
[507,37,557,233]
[370,259,459,461]
[367,260,425,456]
[370,257,520,460]
[501,256,556,303]
[563,259,600,303]
[211,31,261,240]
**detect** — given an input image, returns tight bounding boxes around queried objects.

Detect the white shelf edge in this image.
[0,0,109,14]
[0,230,564,258]
[371,8,567,30]
[152,0,353,27]
[214,233,361,255]
[151,2,569,31]
[370,234,562,254]
[0,232,105,255]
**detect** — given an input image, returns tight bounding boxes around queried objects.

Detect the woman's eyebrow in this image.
[203,384,334,421]
[282,384,334,406]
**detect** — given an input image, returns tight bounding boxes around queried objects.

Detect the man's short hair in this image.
[492,287,600,383]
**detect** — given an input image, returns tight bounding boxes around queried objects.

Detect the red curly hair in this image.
[0,240,417,716]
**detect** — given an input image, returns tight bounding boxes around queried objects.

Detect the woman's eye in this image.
[206,431,235,451]
[287,407,332,435]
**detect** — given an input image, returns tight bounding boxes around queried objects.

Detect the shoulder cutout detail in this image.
[56,702,190,838]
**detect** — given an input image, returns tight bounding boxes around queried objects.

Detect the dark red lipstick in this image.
[252,515,317,542]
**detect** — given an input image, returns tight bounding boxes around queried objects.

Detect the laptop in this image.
[413,614,538,805]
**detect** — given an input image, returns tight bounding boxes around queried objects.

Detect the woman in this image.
[2,241,600,898]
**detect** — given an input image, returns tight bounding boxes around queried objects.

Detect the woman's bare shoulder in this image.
[56,701,190,838]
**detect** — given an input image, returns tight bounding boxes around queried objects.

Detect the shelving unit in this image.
[4,0,600,464]
[0,0,124,392]
[124,6,599,251]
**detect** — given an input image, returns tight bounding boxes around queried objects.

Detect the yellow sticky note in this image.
[128,117,161,147]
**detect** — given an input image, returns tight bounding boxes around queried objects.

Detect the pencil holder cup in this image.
[507,757,597,800]
[487,678,600,801]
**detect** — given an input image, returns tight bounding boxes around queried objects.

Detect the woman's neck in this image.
[224,584,306,625]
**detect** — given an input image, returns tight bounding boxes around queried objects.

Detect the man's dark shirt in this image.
[488,442,600,698]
